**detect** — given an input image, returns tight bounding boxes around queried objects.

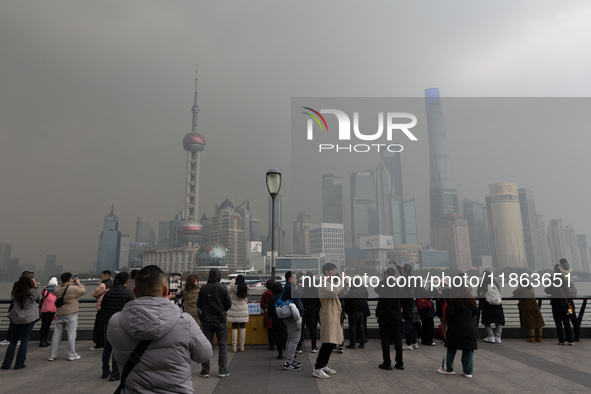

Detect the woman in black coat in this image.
[476,275,505,343]
[267,283,288,359]
[437,284,478,378]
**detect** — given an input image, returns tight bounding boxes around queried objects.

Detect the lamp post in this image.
[266,169,282,280]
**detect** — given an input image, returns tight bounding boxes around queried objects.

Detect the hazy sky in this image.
[1,1,590,273]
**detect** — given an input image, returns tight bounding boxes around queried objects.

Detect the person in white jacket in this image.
[227,275,249,352]
[108,265,212,394]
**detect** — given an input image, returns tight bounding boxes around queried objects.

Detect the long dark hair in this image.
[451,285,476,309]
[185,274,199,292]
[13,273,35,309]
[235,275,248,299]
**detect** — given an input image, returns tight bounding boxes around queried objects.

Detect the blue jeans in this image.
[1,321,35,369]
[102,325,119,376]
[49,313,78,359]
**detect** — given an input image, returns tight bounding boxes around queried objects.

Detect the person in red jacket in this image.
[260,279,275,350]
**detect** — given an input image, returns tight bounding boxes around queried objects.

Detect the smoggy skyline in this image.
[1,1,591,273]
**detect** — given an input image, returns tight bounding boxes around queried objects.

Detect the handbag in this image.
[559,286,575,315]
[113,340,151,394]
[274,286,293,319]
[55,285,70,308]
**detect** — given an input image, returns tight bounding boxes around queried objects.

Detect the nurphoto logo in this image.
[302,107,418,153]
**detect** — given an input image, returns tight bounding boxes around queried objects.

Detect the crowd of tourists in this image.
[0,257,582,393]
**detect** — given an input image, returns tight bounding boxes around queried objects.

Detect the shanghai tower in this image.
[425,88,459,242]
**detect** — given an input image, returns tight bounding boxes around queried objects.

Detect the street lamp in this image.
[266,169,282,280]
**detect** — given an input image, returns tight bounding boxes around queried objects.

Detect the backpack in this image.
[416,298,433,311]
[485,283,502,305]
[274,286,292,319]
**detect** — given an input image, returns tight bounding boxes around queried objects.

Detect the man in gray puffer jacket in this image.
[108,265,212,393]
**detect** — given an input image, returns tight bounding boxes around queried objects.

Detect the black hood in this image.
[207,268,221,283]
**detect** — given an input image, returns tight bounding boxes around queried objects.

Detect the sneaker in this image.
[68,354,81,361]
[336,346,344,354]
[284,362,301,371]
[412,343,419,349]
[379,363,393,370]
[495,338,502,344]
[48,357,56,361]
[346,344,356,349]
[557,342,565,346]
[0,340,10,346]
[430,342,437,346]
[402,345,413,350]
[463,373,473,378]
[313,368,330,379]
[296,349,303,354]
[437,367,455,375]
[292,361,302,367]
[483,336,495,343]
[568,342,574,346]
[89,346,102,351]
[312,348,318,353]
[199,370,209,378]
[322,366,336,375]
[218,370,230,378]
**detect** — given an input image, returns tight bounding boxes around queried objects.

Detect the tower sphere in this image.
[177,219,203,245]
[183,131,205,152]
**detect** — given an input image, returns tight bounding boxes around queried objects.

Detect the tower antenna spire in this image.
[192,64,199,132]
[111,203,114,215]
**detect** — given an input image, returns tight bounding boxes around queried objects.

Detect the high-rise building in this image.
[403,199,418,244]
[486,183,527,269]
[292,212,313,254]
[547,219,568,268]
[322,174,343,224]
[576,234,590,273]
[462,198,491,267]
[135,217,155,245]
[432,213,472,270]
[235,200,261,269]
[96,205,122,272]
[518,189,545,271]
[309,223,345,269]
[537,214,552,270]
[207,199,244,269]
[564,225,582,271]
[425,88,459,240]
[350,170,379,248]
[119,234,130,269]
[374,161,393,237]
[44,255,58,278]
[380,150,404,200]
[391,194,404,244]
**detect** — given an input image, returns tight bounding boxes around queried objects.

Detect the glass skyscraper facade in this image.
[462,198,491,267]
[322,174,343,224]
[96,206,121,273]
[518,189,545,271]
[350,170,378,248]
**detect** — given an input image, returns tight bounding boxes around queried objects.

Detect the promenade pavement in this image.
[1,338,590,393]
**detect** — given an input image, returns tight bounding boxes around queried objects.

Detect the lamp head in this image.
[266,168,282,198]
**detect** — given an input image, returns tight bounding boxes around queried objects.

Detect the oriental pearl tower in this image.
[177,70,205,247]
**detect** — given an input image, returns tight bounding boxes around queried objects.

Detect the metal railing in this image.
[0,297,589,333]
